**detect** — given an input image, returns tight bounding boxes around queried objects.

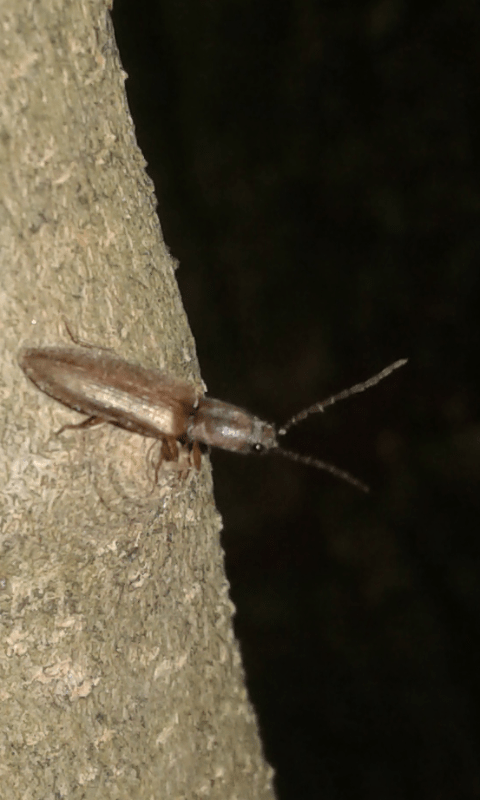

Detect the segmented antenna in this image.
[279,359,407,435]
[275,448,370,493]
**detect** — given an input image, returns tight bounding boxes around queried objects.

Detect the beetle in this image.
[19,346,407,492]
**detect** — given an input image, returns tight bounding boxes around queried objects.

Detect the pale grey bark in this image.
[0,1,275,797]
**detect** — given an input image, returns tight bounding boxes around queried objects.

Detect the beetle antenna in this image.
[279,358,407,435]
[274,448,370,493]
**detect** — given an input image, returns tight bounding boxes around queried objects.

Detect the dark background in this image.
[112,2,480,798]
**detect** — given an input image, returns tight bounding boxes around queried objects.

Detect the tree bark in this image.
[0,1,275,797]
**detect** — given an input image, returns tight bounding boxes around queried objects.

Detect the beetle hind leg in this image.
[55,415,104,436]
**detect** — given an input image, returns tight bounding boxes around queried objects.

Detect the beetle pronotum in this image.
[19,346,407,492]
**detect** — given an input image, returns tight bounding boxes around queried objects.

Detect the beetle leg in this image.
[55,415,104,435]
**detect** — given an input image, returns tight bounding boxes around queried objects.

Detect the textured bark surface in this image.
[0,1,275,797]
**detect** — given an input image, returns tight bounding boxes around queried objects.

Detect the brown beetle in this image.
[20,346,407,491]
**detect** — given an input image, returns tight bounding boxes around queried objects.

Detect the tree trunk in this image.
[0,1,275,797]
